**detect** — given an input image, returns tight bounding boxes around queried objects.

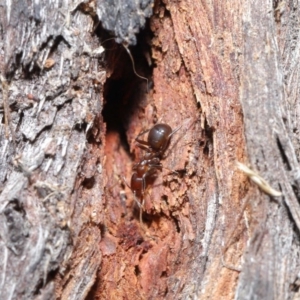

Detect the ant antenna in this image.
[99,37,120,51]
[169,125,182,138]
[101,37,118,44]
[135,195,144,226]
[122,45,149,93]
[162,166,179,176]
[97,36,149,92]
[122,175,146,226]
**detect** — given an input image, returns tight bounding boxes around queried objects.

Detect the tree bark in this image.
[1,0,300,299]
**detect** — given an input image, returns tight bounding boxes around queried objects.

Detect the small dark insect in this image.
[124,123,180,224]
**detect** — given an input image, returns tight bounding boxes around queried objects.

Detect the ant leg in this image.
[135,128,150,144]
[136,143,151,152]
[163,125,183,159]
[122,175,143,203]
[149,163,162,171]
[122,175,146,225]
[147,164,178,180]
[132,191,142,208]
[133,192,144,225]
[135,129,152,153]
[121,176,131,190]
[141,173,147,192]
[139,198,145,225]
[141,166,159,192]
[162,166,179,176]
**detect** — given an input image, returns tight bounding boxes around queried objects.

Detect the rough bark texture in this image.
[1,0,300,299]
[0,1,105,299]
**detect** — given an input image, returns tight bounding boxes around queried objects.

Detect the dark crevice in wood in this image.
[134,265,141,277]
[74,121,88,133]
[24,123,53,144]
[203,118,214,156]
[161,194,168,204]
[161,270,167,277]
[6,52,22,80]
[171,214,181,233]
[101,27,153,157]
[82,176,95,189]
[276,137,292,171]
[86,24,154,299]
[39,35,61,56]
[291,184,300,203]
[33,279,44,296]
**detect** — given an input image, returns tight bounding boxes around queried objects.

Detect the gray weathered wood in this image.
[0,1,105,299]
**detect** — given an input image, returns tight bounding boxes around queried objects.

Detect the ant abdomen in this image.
[130,173,143,199]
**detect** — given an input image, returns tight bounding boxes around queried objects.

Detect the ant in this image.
[124,123,180,224]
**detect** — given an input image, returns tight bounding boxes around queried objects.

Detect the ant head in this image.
[147,124,173,153]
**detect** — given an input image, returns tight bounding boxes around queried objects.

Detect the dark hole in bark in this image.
[99,22,154,225]
[82,176,95,189]
[172,215,181,233]
[203,118,214,156]
[290,282,300,293]
[161,195,169,205]
[161,271,167,277]
[100,23,153,156]
[33,279,44,296]
[135,265,141,277]
[172,168,186,178]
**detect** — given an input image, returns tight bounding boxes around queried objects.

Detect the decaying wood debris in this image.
[1,0,300,299]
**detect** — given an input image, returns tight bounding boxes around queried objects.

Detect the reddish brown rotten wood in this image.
[92,0,248,298]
